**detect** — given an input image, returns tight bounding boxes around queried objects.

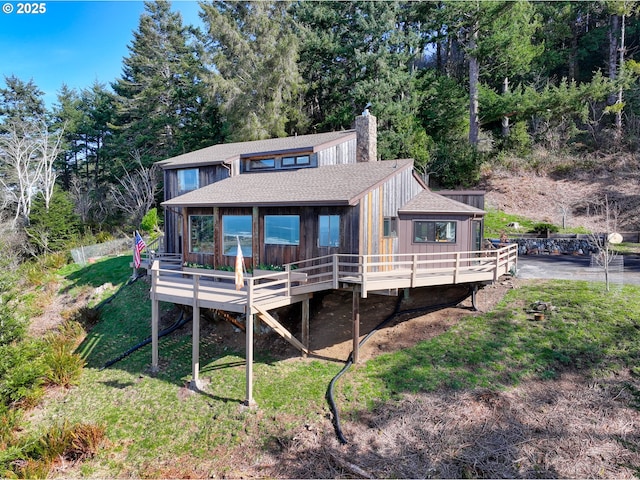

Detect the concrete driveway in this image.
[516,253,640,285]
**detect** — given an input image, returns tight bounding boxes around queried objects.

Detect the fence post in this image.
[411,254,418,288]
[453,252,460,284]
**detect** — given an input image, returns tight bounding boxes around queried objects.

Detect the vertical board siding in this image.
[397,214,474,255]
[317,138,356,166]
[163,165,230,254]
[182,206,215,267]
[184,205,358,268]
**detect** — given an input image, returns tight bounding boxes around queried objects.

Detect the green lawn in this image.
[19,256,640,477]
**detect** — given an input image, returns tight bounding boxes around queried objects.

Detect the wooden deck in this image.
[149,244,518,405]
[150,243,518,312]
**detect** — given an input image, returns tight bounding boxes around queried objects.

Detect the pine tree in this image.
[110,0,221,171]
[200,0,307,141]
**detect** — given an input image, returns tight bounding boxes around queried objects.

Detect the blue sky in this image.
[0,0,202,107]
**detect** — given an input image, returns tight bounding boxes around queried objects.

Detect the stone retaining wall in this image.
[490,238,598,255]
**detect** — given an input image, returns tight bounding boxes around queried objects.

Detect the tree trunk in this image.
[608,13,619,105]
[468,26,479,146]
[502,77,510,138]
[615,13,626,140]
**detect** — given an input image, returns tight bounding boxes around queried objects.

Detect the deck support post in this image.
[151,295,159,373]
[352,286,360,364]
[190,276,201,389]
[151,260,159,373]
[245,311,257,407]
[302,298,310,357]
[471,284,479,311]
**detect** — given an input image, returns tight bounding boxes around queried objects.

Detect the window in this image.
[282,155,310,167]
[249,158,275,170]
[265,215,300,245]
[319,215,340,247]
[223,215,252,256]
[383,217,398,237]
[177,169,199,194]
[414,221,456,243]
[189,215,214,253]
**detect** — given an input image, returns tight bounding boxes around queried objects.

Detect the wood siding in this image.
[316,138,357,166]
[360,169,424,258]
[397,214,477,255]
[164,165,230,253]
[182,205,359,269]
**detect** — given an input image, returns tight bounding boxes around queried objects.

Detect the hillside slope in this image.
[480,152,640,232]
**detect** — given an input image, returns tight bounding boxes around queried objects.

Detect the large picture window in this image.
[319,215,340,247]
[223,215,252,256]
[265,215,300,245]
[414,221,457,243]
[177,168,199,194]
[189,215,214,253]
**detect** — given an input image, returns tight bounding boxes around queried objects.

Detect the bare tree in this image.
[39,121,65,211]
[0,118,65,226]
[69,175,94,224]
[0,119,44,226]
[589,195,620,292]
[109,151,159,227]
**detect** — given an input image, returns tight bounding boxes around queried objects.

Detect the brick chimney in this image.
[355,113,377,162]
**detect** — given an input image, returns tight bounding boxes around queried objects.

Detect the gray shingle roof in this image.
[163,159,415,207]
[157,130,356,169]
[399,189,485,215]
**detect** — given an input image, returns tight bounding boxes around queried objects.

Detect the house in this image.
[158,114,485,268]
[151,114,517,406]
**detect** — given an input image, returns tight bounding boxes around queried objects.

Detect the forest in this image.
[1,0,640,254]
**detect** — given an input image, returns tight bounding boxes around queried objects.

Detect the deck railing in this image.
[150,244,518,309]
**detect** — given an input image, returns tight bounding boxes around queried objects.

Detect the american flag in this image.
[133,231,146,269]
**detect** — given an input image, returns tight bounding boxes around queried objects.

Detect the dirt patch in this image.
[187,280,515,365]
[252,370,640,479]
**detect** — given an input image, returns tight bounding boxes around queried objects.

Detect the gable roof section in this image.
[398,189,485,215]
[157,130,357,169]
[163,159,415,208]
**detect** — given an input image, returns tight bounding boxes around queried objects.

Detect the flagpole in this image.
[131,231,136,280]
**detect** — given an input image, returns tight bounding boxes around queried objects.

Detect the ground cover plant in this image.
[15,255,640,478]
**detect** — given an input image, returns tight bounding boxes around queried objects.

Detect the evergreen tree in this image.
[200,0,307,141]
[26,187,80,254]
[110,0,221,171]
[295,1,427,164]
[0,76,46,125]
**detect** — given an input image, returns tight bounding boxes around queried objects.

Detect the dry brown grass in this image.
[245,371,640,479]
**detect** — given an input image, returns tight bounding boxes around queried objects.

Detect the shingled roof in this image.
[157,130,356,169]
[163,159,415,207]
[398,189,485,215]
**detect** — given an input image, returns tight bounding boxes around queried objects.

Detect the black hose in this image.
[100,310,192,370]
[326,286,474,444]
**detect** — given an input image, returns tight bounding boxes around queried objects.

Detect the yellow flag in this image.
[235,237,244,291]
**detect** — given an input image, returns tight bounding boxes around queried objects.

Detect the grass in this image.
[17,256,640,477]
[484,208,590,238]
[345,280,640,407]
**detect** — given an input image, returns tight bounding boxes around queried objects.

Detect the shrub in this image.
[141,208,160,234]
[43,340,85,388]
[0,404,22,449]
[0,341,47,408]
[26,188,80,254]
[430,140,487,188]
[532,222,559,235]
